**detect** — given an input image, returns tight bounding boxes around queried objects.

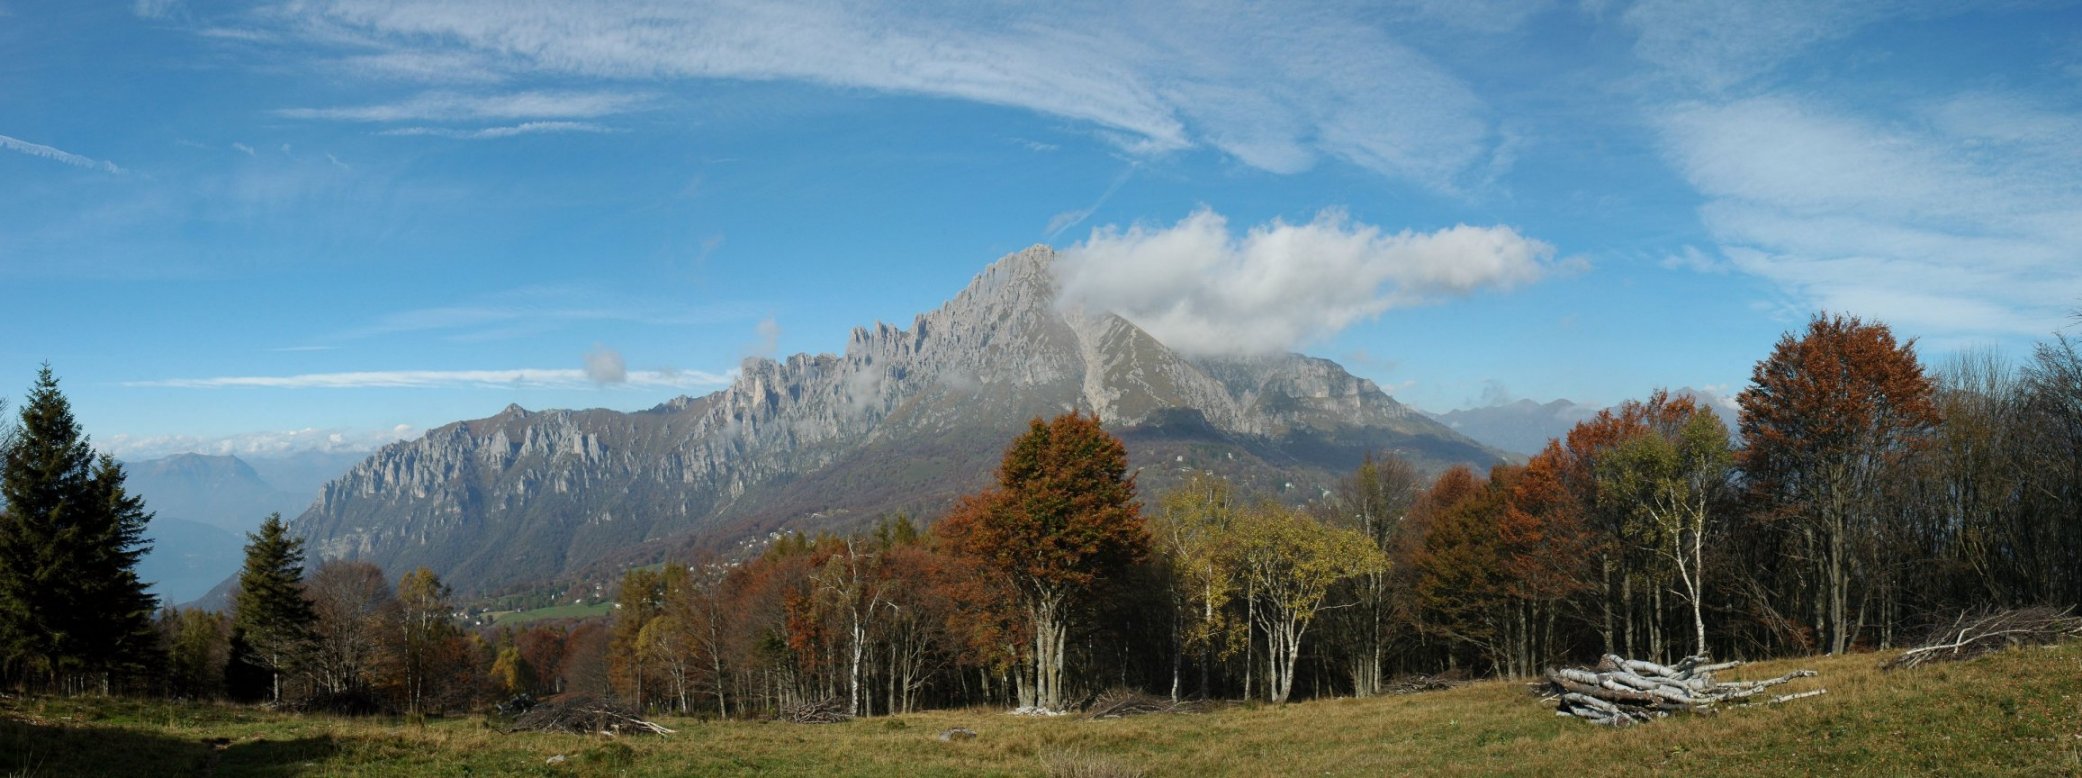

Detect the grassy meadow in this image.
[482,602,615,627]
[5,643,2080,777]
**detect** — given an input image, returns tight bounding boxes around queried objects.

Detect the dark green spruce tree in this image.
[0,365,162,693]
[229,513,316,703]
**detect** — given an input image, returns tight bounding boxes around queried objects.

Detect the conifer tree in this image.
[79,455,165,686]
[231,513,317,703]
[0,366,161,692]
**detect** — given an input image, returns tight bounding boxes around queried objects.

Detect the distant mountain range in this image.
[282,247,1511,597]
[1427,388,1742,457]
[124,451,365,605]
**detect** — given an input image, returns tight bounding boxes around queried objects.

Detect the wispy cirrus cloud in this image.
[0,133,125,173]
[339,49,508,84]
[257,0,1505,189]
[131,0,178,19]
[276,90,650,123]
[1616,0,1983,93]
[128,367,734,390]
[335,285,759,343]
[379,121,612,139]
[1614,1,2082,340]
[1657,94,2082,336]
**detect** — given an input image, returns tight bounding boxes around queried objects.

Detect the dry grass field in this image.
[6,643,2080,777]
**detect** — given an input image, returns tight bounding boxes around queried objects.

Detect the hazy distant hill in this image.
[125,453,295,533]
[287,247,1509,596]
[1430,388,1743,457]
[245,450,372,511]
[1430,399,1600,457]
[124,451,362,605]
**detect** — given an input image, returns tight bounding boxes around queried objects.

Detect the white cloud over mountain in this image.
[1056,208,1557,357]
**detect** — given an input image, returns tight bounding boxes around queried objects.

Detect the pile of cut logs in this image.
[1544,654,1824,726]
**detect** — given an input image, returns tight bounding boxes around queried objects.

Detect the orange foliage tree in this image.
[1738,313,1937,655]
[936,413,1148,710]
[1410,461,1592,677]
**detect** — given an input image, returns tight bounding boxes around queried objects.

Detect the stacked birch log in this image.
[1545,654,1824,726]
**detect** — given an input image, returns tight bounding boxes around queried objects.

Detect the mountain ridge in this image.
[287,246,1506,595]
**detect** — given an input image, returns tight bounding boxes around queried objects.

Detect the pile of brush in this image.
[503,695,674,736]
[1382,673,1465,696]
[1083,687,1197,719]
[777,697,853,724]
[1883,607,2082,671]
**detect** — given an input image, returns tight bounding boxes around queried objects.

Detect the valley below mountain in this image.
[125,451,361,604]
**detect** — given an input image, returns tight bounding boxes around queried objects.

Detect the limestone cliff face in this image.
[295,246,1500,593]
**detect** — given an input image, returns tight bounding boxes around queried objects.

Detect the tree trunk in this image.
[848,615,864,717]
[1600,556,1616,655]
[1029,593,1068,710]
[1620,573,1635,658]
[1829,503,1848,655]
[1690,514,1707,657]
[1243,583,1255,702]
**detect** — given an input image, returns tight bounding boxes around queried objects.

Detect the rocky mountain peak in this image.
[941,244,1060,320]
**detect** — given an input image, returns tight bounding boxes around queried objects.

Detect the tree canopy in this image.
[938,412,1147,710]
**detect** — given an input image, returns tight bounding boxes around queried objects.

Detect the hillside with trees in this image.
[4,311,2082,775]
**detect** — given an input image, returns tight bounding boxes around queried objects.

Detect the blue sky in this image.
[3,1,2079,460]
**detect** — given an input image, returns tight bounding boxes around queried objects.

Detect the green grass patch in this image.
[5,643,2082,776]
[485,602,613,626]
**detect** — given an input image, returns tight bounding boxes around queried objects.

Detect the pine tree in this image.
[231,513,317,703]
[78,455,165,687]
[0,365,161,692]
